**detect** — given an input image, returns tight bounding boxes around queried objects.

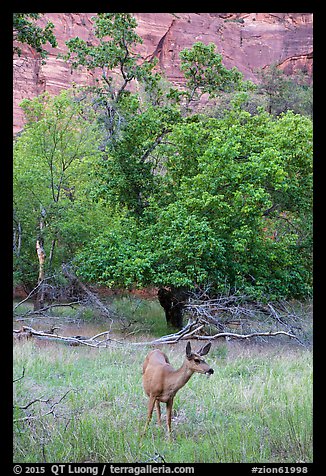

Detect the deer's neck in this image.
[171,360,194,392]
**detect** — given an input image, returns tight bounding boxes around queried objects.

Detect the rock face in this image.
[13,12,313,134]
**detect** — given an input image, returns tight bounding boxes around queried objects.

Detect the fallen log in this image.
[130,328,302,346]
[13,326,114,347]
[13,320,303,348]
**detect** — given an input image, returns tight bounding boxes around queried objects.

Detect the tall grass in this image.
[13,338,312,463]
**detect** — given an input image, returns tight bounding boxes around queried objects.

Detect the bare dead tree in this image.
[14,275,57,312]
[62,264,118,321]
[14,266,119,326]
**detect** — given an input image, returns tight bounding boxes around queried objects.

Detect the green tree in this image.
[63,13,163,141]
[93,104,181,217]
[258,65,313,117]
[62,17,251,221]
[74,102,312,327]
[179,42,245,108]
[14,14,312,327]
[62,13,183,218]
[13,90,104,297]
[13,13,57,60]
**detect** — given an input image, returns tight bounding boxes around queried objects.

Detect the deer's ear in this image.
[198,342,211,356]
[186,341,192,359]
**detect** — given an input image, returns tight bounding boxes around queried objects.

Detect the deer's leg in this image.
[144,395,156,433]
[166,397,174,435]
[155,400,162,426]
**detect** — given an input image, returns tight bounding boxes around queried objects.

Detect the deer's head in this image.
[185,341,214,376]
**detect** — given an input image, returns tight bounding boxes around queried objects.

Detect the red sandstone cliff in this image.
[13,12,313,134]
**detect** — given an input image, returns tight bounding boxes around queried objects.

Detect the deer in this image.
[142,341,214,436]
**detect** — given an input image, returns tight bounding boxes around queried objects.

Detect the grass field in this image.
[13,332,312,463]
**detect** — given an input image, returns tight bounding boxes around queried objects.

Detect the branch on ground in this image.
[13,367,26,383]
[13,325,116,347]
[13,389,75,423]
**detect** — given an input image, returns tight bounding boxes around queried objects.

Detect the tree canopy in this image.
[14,13,313,317]
[74,102,312,301]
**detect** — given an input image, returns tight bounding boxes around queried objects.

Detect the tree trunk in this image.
[13,220,22,256]
[157,287,186,330]
[34,239,46,311]
[48,239,56,271]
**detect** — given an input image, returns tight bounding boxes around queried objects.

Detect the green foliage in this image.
[258,65,313,117]
[75,101,312,300]
[207,67,312,120]
[13,13,57,60]
[63,13,156,102]
[74,217,151,288]
[94,104,181,216]
[179,42,244,105]
[14,13,312,301]
[13,90,107,283]
[64,14,140,72]
[62,13,173,149]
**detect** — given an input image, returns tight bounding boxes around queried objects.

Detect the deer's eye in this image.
[194,358,201,364]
